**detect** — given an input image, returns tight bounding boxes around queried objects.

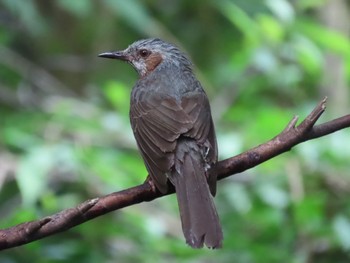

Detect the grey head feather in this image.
[126,38,193,73]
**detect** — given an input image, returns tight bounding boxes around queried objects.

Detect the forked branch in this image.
[1,97,350,250]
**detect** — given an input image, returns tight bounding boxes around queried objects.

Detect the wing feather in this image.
[130,90,217,193]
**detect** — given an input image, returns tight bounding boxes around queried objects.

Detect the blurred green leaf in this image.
[265,0,295,23]
[1,0,46,35]
[57,0,92,18]
[216,1,260,45]
[293,194,327,234]
[257,15,285,43]
[333,215,350,250]
[103,0,164,36]
[297,0,328,10]
[224,183,252,214]
[257,183,289,209]
[16,146,54,206]
[293,34,323,75]
[103,81,130,114]
[297,20,350,57]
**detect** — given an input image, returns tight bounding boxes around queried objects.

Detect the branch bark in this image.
[1,98,350,250]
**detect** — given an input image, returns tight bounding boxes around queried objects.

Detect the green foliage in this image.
[0,0,349,262]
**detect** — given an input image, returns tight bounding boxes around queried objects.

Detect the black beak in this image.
[98,51,128,61]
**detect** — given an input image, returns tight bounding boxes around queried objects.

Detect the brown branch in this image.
[1,98,350,250]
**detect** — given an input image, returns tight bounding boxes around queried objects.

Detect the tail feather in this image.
[169,140,223,248]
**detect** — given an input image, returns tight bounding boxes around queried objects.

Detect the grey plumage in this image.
[128,38,193,72]
[99,38,223,248]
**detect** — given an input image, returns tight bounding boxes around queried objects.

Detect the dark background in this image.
[0,0,349,262]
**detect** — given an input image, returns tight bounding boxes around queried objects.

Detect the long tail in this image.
[169,139,223,249]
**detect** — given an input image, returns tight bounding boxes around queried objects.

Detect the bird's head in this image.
[99,38,192,77]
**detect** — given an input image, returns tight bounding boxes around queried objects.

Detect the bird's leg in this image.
[144,175,158,193]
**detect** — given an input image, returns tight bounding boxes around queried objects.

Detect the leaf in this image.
[57,0,92,18]
[215,1,260,44]
[16,144,78,207]
[293,194,326,234]
[297,20,350,57]
[103,0,164,35]
[16,146,55,206]
[265,0,295,23]
[293,34,323,74]
[103,81,130,114]
[1,0,46,35]
[333,215,350,250]
[257,183,289,209]
[224,184,252,214]
[257,15,285,43]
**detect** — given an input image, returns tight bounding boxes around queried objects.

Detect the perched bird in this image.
[99,38,223,248]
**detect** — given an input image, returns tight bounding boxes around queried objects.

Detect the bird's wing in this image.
[130,90,217,193]
[181,91,217,166]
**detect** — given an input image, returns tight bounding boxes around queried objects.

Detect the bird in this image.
[98,38,223,248]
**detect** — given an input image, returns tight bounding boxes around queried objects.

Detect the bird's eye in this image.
[139,49,150,58]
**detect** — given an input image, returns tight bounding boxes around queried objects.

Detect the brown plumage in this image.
[99,38,223,248]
